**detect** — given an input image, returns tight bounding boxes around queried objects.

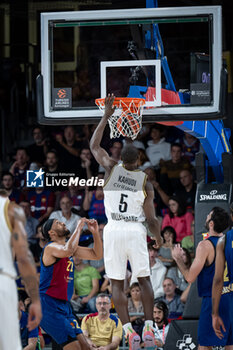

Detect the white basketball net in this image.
[96,98,144,140]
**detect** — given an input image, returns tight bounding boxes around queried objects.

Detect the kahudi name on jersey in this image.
[118,175,137,186]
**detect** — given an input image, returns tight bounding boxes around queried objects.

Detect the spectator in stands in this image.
[79,147,98,179]
[75,125,92,147]
[161,196,194,242]
[144,167,169,217]
[43,149,63,193]
[160,143,192,195]
[181,220,195,258]
[27,126,48,165]
[100,275,112,294]
[1,171,24,203]
[98,140,123,173]
[137,148,152,171]
[167,248,192,293]
[35,224,46,250]
[53,126,80,172]
[158,226,177,268]
[22,296,45,348]
[123,138,146,153]
[147,164,201,222]
[176,132,200,166]
[83,186,107,223]
[57,182,85,216]
[18,293,39,350]
[83,222,105,278]
[136,123,152,144]
[27,187,55,223]
[128,282,144,339]
[71,257,101,313]
[19,200,40,257]
[148,241,167,300]
[81,293,122,349]
[110,140,123,162]
[49,194,81,234]
[43,150,60,174]
[145,124,171,168]
[174,169,197,213]
[153,300,170,350]
[9,147,29,189]
[157,277,184,319]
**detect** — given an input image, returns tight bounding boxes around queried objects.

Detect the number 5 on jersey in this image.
[119,194,128,213]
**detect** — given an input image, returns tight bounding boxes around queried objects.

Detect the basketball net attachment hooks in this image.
[95,97,145,140]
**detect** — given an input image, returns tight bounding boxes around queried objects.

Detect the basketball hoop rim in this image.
[95,97,146,108]
[95,96,144,140]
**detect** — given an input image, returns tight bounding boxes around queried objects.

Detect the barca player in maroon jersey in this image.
[39,217,103,350]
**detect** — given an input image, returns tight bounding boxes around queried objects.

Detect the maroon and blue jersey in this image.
[27,189,55,219]
[88,191,107,223]
[39,243,74,301]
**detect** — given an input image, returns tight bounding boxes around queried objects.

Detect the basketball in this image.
[116,114,140,137]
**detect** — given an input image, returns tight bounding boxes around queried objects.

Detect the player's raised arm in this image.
[212,236,226,339]
[172,240,209,283]
[90,94,117,172]
[143,180,162,248]
[74,219,103,260]
[9,202,42,330]
[44,218,87,260]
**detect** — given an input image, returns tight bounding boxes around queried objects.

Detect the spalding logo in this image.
[199,189,227,201]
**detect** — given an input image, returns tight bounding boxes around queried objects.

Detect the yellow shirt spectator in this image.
[81,294,123,350]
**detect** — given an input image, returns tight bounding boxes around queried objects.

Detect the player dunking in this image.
[90,94,163,350]
[39,217,102,350]
[212,229,233,344]
[0,190,42,350]
[172,207,233,350]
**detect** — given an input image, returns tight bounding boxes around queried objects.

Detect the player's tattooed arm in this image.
[8,202,42,330]
[22,275,40,303]
[9,203,40,303]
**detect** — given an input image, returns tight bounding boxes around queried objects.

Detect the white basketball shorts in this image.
[0,275,22,350]
[103,221,150,280]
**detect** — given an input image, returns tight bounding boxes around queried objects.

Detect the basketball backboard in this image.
[37,6,226,124]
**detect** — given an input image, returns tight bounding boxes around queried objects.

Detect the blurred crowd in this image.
[1,122,202,349]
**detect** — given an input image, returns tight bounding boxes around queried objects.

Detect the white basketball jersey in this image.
[104,164,147,222]
[0,196,16,279]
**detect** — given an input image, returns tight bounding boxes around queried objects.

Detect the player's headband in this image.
[42,219,55,241]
